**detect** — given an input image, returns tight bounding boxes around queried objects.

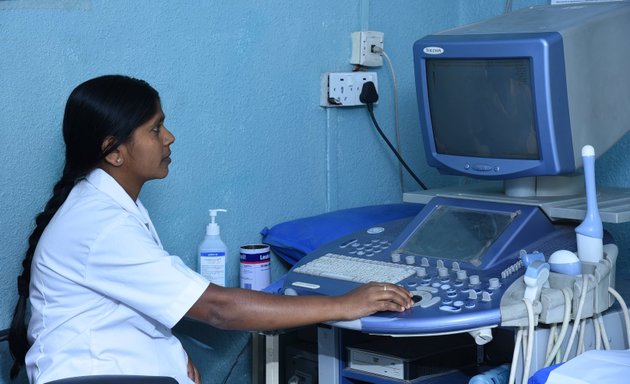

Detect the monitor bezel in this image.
[414,32,574,180]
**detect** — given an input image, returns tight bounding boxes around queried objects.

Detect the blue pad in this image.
[260,203,423,266]
[529,363,563,384]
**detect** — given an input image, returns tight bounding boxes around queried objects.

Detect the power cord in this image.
[359,82,428,190]
[371,45,404,193]
[608,286,630,347]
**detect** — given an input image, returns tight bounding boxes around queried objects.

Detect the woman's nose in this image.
[163,126,175,145]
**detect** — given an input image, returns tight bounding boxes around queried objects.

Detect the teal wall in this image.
[7,0,630,383]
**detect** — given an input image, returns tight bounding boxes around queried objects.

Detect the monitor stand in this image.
[503,175,584,198]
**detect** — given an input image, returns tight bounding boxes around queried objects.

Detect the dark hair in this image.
[8,75,160,378]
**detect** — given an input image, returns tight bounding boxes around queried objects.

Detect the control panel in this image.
[282,197,591,336]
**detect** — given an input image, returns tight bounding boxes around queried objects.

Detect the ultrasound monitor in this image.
[413,2,630,197]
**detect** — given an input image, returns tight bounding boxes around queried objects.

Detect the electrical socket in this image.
[320,72,378,107]
[350,31,384,67]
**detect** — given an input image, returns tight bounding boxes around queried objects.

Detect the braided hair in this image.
[8,75,160,378]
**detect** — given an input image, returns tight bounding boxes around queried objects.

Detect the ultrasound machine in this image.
[279,3,630,384]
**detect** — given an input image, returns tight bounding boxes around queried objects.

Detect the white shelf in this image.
[404,184,630,224]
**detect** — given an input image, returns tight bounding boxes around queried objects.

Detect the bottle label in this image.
[239,251,270,263]
[199,251,226,287]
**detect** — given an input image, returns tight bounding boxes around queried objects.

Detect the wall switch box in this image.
[320,72,378,107]
[350,31,384,67]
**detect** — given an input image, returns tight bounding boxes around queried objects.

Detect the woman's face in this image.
[118,104,175,185]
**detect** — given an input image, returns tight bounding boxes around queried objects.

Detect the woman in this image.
[9,75,413,384]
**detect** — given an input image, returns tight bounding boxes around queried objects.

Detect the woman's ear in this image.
[102,137,124,167]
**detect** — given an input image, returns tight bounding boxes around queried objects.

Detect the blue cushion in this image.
[260,203,423,265]
[528,363,563,384]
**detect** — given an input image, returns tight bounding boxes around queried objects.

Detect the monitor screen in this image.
[396,204,515,267]
[426,58,539,161]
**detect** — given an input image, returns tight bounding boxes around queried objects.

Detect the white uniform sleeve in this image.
[84,212,209,328]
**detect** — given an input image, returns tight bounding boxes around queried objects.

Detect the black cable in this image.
[367,106,429,190]
[0,328,8,343]
[360,82,428,190]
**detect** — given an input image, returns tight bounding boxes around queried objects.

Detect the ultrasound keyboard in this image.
[294,253,417,284]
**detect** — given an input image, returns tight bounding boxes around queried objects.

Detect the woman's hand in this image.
[335,282,413,320]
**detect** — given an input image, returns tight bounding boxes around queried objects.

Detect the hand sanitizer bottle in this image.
[198,209,228,286]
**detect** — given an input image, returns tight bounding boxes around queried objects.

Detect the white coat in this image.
[26,168,209,384]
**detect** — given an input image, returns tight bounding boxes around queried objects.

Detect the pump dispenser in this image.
[198,209,228,286]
